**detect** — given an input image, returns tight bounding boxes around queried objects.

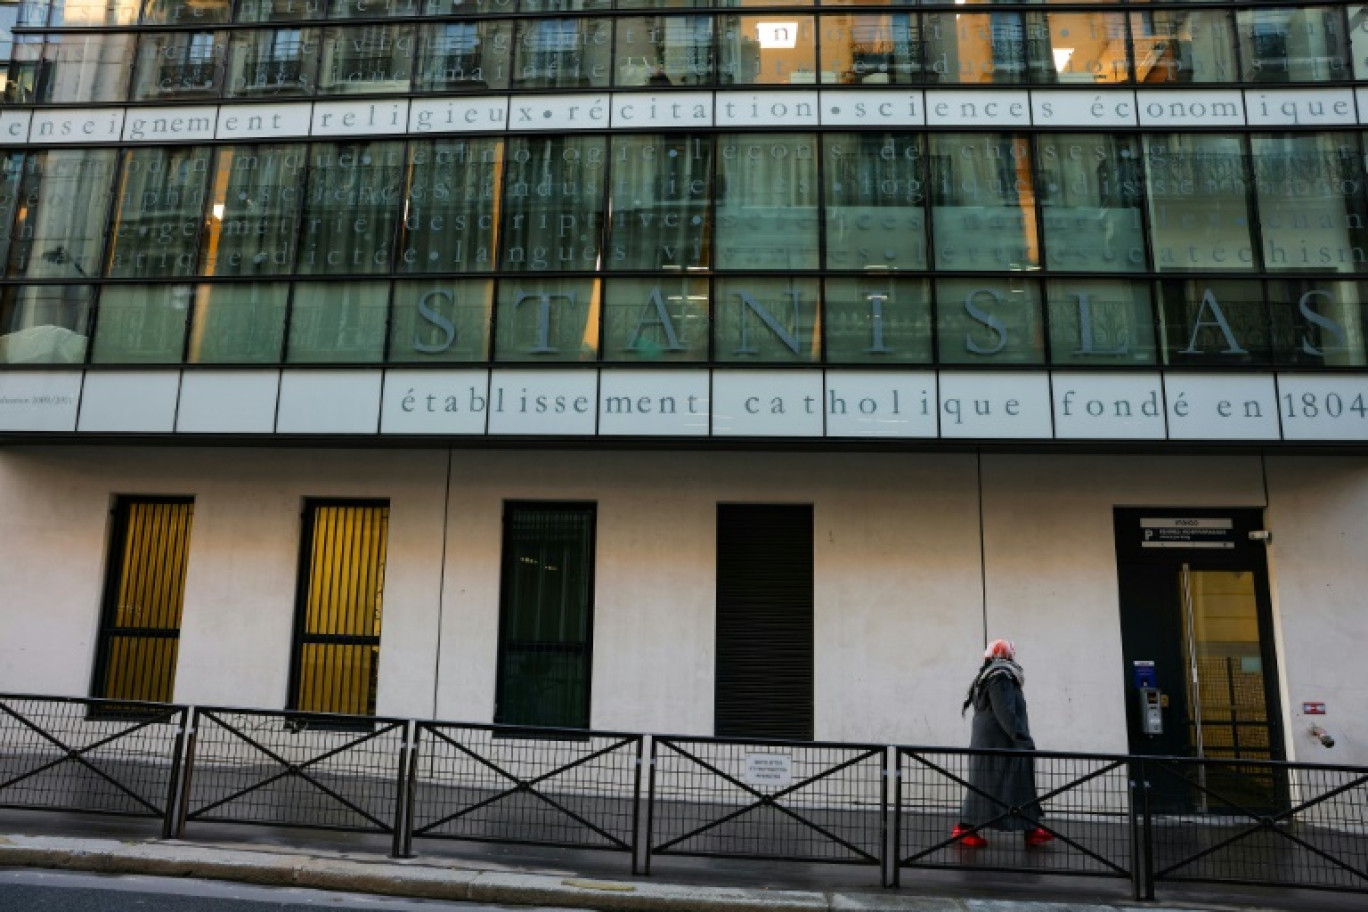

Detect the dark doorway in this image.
[715,504,814,740]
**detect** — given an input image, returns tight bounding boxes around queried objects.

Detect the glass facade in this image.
[0,1,1366,369]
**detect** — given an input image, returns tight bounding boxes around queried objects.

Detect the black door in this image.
[1114,508,1285,812]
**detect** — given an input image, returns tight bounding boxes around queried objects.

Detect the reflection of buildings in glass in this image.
[228,28,314,96]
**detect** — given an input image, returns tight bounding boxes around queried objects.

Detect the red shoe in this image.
[951,824,988,848]
[1024,827,1055,847]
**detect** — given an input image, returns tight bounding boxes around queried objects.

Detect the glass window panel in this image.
[1253,133,1367,274]
[91,284,191,364]
[0,152,23,270]
[401,138,502,274]
[1159,279,1270,366]
[719,0,813,7]
[201,144,305,276]
[602,276,708,362]
[1237,7,1348,83]
[511,17,610,89]
[608,134,712,271]
[317,25,413,95]
[4,38,44,104]
[922,12,1056,84]
[929,133,1039,272]
[329,0,423,17]
[617,0,709,9]
[16,35,136,104]
[494,277,600,362]
[414,19,513,92]
[388,278,492,362]
[52,0,140,26]
[0,284,92,364]
[819,13,925,86]
[7,149,117,280]
[716,133,818,270]
[1144,134,1255,272]
[1036,133,1145,272]
[936,278,1045,365]
[1269,279,1368,367]
[235,0,325,23]
[142,0,230,24]
[226,27,320,97]
[614,15,713,87]
[714,276,820,363]
[287,280,388,362]
[107,146,212,279]
[298,141,404,275]
[499,136,606,273]
[823,132,927,271]
[523,0,609,11]
[1351,7,1368,80]
[187,283,288,363]
[824,277,931,364]
[1129,11,1237,84]
[1041,12,1130,83]
[820,0,915,7]
[421,0,511,15]
[131,31,228,101]
[1046,279,1156,365]
[718,15,815,85]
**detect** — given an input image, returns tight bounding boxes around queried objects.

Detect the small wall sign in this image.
[1302,702,1326,715]
[743,753,793,788]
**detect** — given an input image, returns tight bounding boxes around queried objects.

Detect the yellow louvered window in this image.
[93,498,195,704]
[290,501,389,717]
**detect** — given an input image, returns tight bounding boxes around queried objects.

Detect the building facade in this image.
[2,0,1368,772]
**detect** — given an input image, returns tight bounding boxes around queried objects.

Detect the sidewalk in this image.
[0,813,1341,912]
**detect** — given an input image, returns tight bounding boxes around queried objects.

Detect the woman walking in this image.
[952,638,1053,848]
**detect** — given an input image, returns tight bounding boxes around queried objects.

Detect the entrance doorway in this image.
[1113,508,1285,811]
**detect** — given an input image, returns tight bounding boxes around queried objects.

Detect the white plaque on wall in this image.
[598,371,710,436]
[0,371,82,432]
[712,371,823,437]
[925,91,1030,127]
[30,109,125,145]
[819,91,924,128]
[0,110,33,143]
[1245,90,1355,127]
[1164,374,1280,440]
[379,370,490,435]
[410,97,510,134]
[511,94,611,131]
[217,104,312,140]
[1052,373,1166,439]
[177,371,280,434]
[124,107,217,142]
[610,93,713,129]
[1136,90,1244,127]
[1276,374,1368,442]
[311,101,409,136]
[277,371,382,434]
[715,92,820,127]
[77,371,180,433]
[938,372,1052,439]
[1031,91,1137,127]
[824,371,937,438]
[487,370,598,435]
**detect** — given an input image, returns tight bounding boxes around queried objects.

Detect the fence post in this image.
[643,737,659,876]
[880,745,893,888]
[160,706,189,840]
[390,719,415,859]
[1139,758,1155,901]
[401,722,422,858]
[891,748,903,888]
[174,707,200,839]
[631,735,646,876]
[1126,756,1145,902]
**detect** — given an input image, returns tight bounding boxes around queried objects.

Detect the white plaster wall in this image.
[979,454,1268,755]
[1264,455,1368,766]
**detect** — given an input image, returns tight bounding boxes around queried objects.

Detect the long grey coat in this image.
[960,670,1044,831]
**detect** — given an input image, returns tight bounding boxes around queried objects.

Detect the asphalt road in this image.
[0,869,572,912]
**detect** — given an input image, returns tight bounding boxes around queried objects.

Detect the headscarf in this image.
[962,639,1025,716]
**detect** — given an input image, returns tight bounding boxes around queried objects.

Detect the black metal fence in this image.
[404,723,642,864]
[2,694,1367,901]
[647,737,885,873]
[0,694,186,837]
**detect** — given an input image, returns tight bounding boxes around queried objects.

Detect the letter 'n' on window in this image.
[92,497,195,703]
[289,500,389,717]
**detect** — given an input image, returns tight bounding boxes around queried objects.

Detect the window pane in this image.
[287,281,388,363]
[298,141,404,275]
[500,136,606,273]
[1145,134,1254,272]
[608,134,712,271]
[716,134,818,270]
[91,285,191,364]
[1237,7,1348,83]
[719,15,815,85]
[494,277,600,362]
[614,15,713,87]
[511,17,611,90]
[1047,279,1156,365]
[820,13,923,86]
[922,12,1056,84]
[1269,279,1368,367]
[52,0,140,26]
[0,152,23,269]
[929,133,1039,271]
[714,276,820,363]
[414,19,513,92]
[1159,279,1270,366]
[602,277,708,362]
[496,504,595,729]
[201,144,304,276]
[107,146,213,279]
[225,27,320,98]
[235,0,324,23]
[824,277,931,364]
[8,149,116,280]
[0,284,92,364]
[187,283,287,363]
[388,279,492,362]
[1252,133,1367,274]
[1130,11,1237,84]
[1036,133,1145,272]
[316,25,414,96]
[1043,12,1130,83]
[400,138,502,274]
[18,35,135,103]
[131,31,227,101]
[143,0,230,24]
[823,132,927,271]
[936,278,1045,365]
